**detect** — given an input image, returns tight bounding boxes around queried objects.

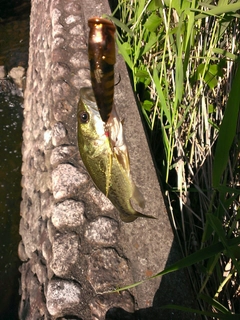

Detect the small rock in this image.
[85,217,119,245]
[87,248,129,292]
[18,240,28,262]
[46,279,82,317]
[52,164,88,200]
[8,66,26,88]
[52,199,85,230]
[52,122,69,146]
[0,65,6,79]
[50,233,80,277]
[0,79,22,96]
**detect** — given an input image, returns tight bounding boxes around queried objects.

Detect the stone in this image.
[52,164,88,200]
[50,233,80,277]
[84,216,119,245]
[8,66,25,88]
[87,248,129,293]
[46,280,83,317]
[52,199,85,230]
[0,65,6,78]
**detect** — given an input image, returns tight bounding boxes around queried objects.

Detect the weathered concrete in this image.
[19,0,196,319]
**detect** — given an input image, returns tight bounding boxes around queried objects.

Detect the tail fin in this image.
[120,211,157,223]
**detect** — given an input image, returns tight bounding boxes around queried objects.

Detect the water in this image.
[0,0,30,71]
[0,94,23,319]
[0,0,30,318]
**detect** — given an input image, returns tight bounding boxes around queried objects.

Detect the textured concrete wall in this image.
[19,0,195,319]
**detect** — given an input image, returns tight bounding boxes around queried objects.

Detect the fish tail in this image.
[120,211,157,223]
[135,212,157,220]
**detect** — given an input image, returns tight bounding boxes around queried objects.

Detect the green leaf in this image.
[154,0,163,8]
[135,0,146,26]
[147,0,163,10]
[206,214,227,245]
[216,185,240,195]
[207,214,240,273]
[144,12,161,32]
[142,32,158,55]
[135,70,149,78]
[205,64,219,89]
[172,0,191,14]
[116,39,134,70]
[208,104,214,113]
[195,2,240,19]
[107,16,133,36]
[151,242,224,278]
[192,64,220,89]
[151,237,240,280]
[213,61,240,188]
[213,48,238,61]
[142,100,153,112]
[152,68,171,124]
[198,293,231,314]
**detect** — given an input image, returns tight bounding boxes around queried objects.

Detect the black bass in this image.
[77,87,155,223]
[88,17,116,123]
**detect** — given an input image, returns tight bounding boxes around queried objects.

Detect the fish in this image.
[77,87,156,222]
[88,17,116,123]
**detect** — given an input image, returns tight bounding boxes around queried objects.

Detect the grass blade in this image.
[213,61,240,188]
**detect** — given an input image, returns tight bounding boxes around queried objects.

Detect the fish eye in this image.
[79,111,89,123]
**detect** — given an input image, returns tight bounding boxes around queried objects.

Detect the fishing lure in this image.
[88,17,116,123]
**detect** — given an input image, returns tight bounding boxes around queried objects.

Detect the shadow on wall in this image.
[105,238,199,320]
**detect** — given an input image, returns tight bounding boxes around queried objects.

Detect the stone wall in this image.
[19,0,195,319]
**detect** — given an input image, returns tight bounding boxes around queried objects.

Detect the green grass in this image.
[108,0,240,318]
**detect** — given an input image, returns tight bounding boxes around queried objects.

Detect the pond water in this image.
[0,0,30,318]
[0,0,30,70]
[0,94,23,319]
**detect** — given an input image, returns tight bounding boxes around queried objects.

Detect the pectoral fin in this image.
[114,145,130,174]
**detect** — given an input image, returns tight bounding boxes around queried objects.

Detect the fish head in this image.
[77,87,105,140]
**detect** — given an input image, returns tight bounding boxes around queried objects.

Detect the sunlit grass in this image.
[110,0,240,317]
